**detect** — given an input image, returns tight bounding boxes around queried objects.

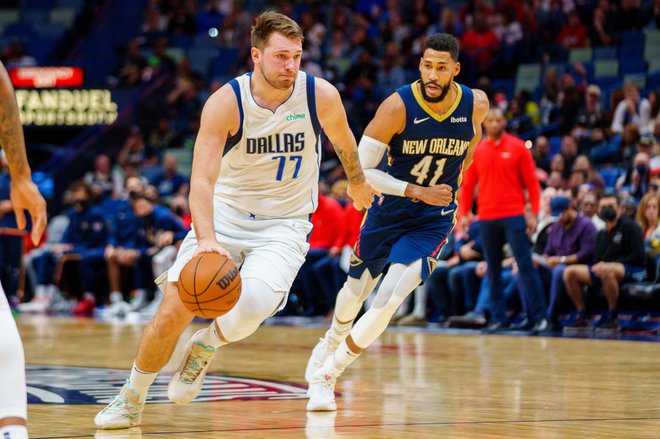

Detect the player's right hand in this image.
[10,177,47,246]
[418,184,453,206]
[193,238,232,261]
[347,179,380,211]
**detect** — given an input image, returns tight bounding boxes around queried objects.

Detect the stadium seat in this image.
[619,59,647,76]
[594,59,619,79]
[22,9,51,24]
[593,46,617,61]
[515,63,541,94]
[599,167,625,189]
[49,8,76,26]
[549,135,562,156]
[622,73,646,89]
[568,47,592,64]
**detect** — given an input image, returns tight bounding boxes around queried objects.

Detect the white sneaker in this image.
[17,296,50,313]
[168,330,217,404]
[95,382,144,429]
[99,300,132,319]
[306,372,337,411]
[305,335,339,383]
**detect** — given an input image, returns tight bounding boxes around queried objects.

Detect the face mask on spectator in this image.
[599,206,617,221]
[636,164,648,175]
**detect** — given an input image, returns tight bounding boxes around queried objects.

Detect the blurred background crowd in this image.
[0,0,659,333]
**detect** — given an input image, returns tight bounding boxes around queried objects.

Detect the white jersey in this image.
[215,71,323,218]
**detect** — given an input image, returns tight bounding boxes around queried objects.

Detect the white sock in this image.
[326,315,352,347]
[412,286,427,318]
[109,291,123,303]
[34,284,46,299]
[128,363,157,403]
[192,323,228,349]
[319,340,360,378]
[0,425,28,439]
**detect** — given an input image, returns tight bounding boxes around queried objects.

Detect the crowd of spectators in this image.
[1,0,659,330]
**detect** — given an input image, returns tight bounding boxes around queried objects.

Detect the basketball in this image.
[178,252,242,319]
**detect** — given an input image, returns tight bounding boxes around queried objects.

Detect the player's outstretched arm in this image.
[189,85,237,259]
[314,78,379,210]
[0,61,46,245]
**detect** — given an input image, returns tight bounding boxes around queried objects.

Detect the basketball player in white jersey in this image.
[0,61,48,439]
[95,11,377,429]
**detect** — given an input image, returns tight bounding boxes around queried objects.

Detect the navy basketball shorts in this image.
[348,210,454,282]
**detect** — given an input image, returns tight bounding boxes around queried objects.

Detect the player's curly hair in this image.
[251,11,304,50]
[424,33,459,61]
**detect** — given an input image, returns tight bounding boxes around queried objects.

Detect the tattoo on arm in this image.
[333,144,365,184]
[0,87,29,177]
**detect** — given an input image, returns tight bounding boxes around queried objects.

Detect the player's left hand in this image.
[525,214,538,236]
[10,177,47,246]
[347,179,380,211]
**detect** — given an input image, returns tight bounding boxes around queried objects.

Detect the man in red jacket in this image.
[459,108,547,333]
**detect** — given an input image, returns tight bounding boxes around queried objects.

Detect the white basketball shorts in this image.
[167,200,312,293]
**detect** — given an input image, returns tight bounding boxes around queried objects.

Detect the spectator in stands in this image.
[196,0,223,34]
[557,10,588,49]
[616,152,651,201]
[459,109,546,333]
[637,192,660,260]
[118,126,156,171]
[648,0,660,29]
[560,134,578,177]
[550,152,569,184]
[540,195,597,329]
[83,154,123,201]
[115,38,146,87]
[168,2,196,35]
[460,11,500,80]
[611,83,652,135]
[588,1,615,46]
[579,191,606,231]
[573,84,607,152]
[572,155,605,193]
[147,116,176,156]
[533,135,551,174]
[563,193,646,332]
[428,7,464,38]
[5,41,36,69]
[376,42,406,99]
[19,181,107,313]
[149,153,189,201]
[101,191,187,317]
[615,0,646,32]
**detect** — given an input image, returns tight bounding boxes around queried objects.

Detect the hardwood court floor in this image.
[17,316,660,439]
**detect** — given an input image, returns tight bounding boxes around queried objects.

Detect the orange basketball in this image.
[178,252,242,318]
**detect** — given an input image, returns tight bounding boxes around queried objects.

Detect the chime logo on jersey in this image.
[26,365,307,404]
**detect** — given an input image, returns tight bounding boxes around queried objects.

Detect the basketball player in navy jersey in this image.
[0,61,48,439]
[306,33,489,411]
[95,12,377,429]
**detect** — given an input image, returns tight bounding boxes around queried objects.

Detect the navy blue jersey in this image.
[350,81,476,281]
[379,81,474,217]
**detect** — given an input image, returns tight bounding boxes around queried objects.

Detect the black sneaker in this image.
[595,317,620,333]
[531,318,549,334]
[563,316,593,333]
[509,318,533,331]
[482,321,507,334]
